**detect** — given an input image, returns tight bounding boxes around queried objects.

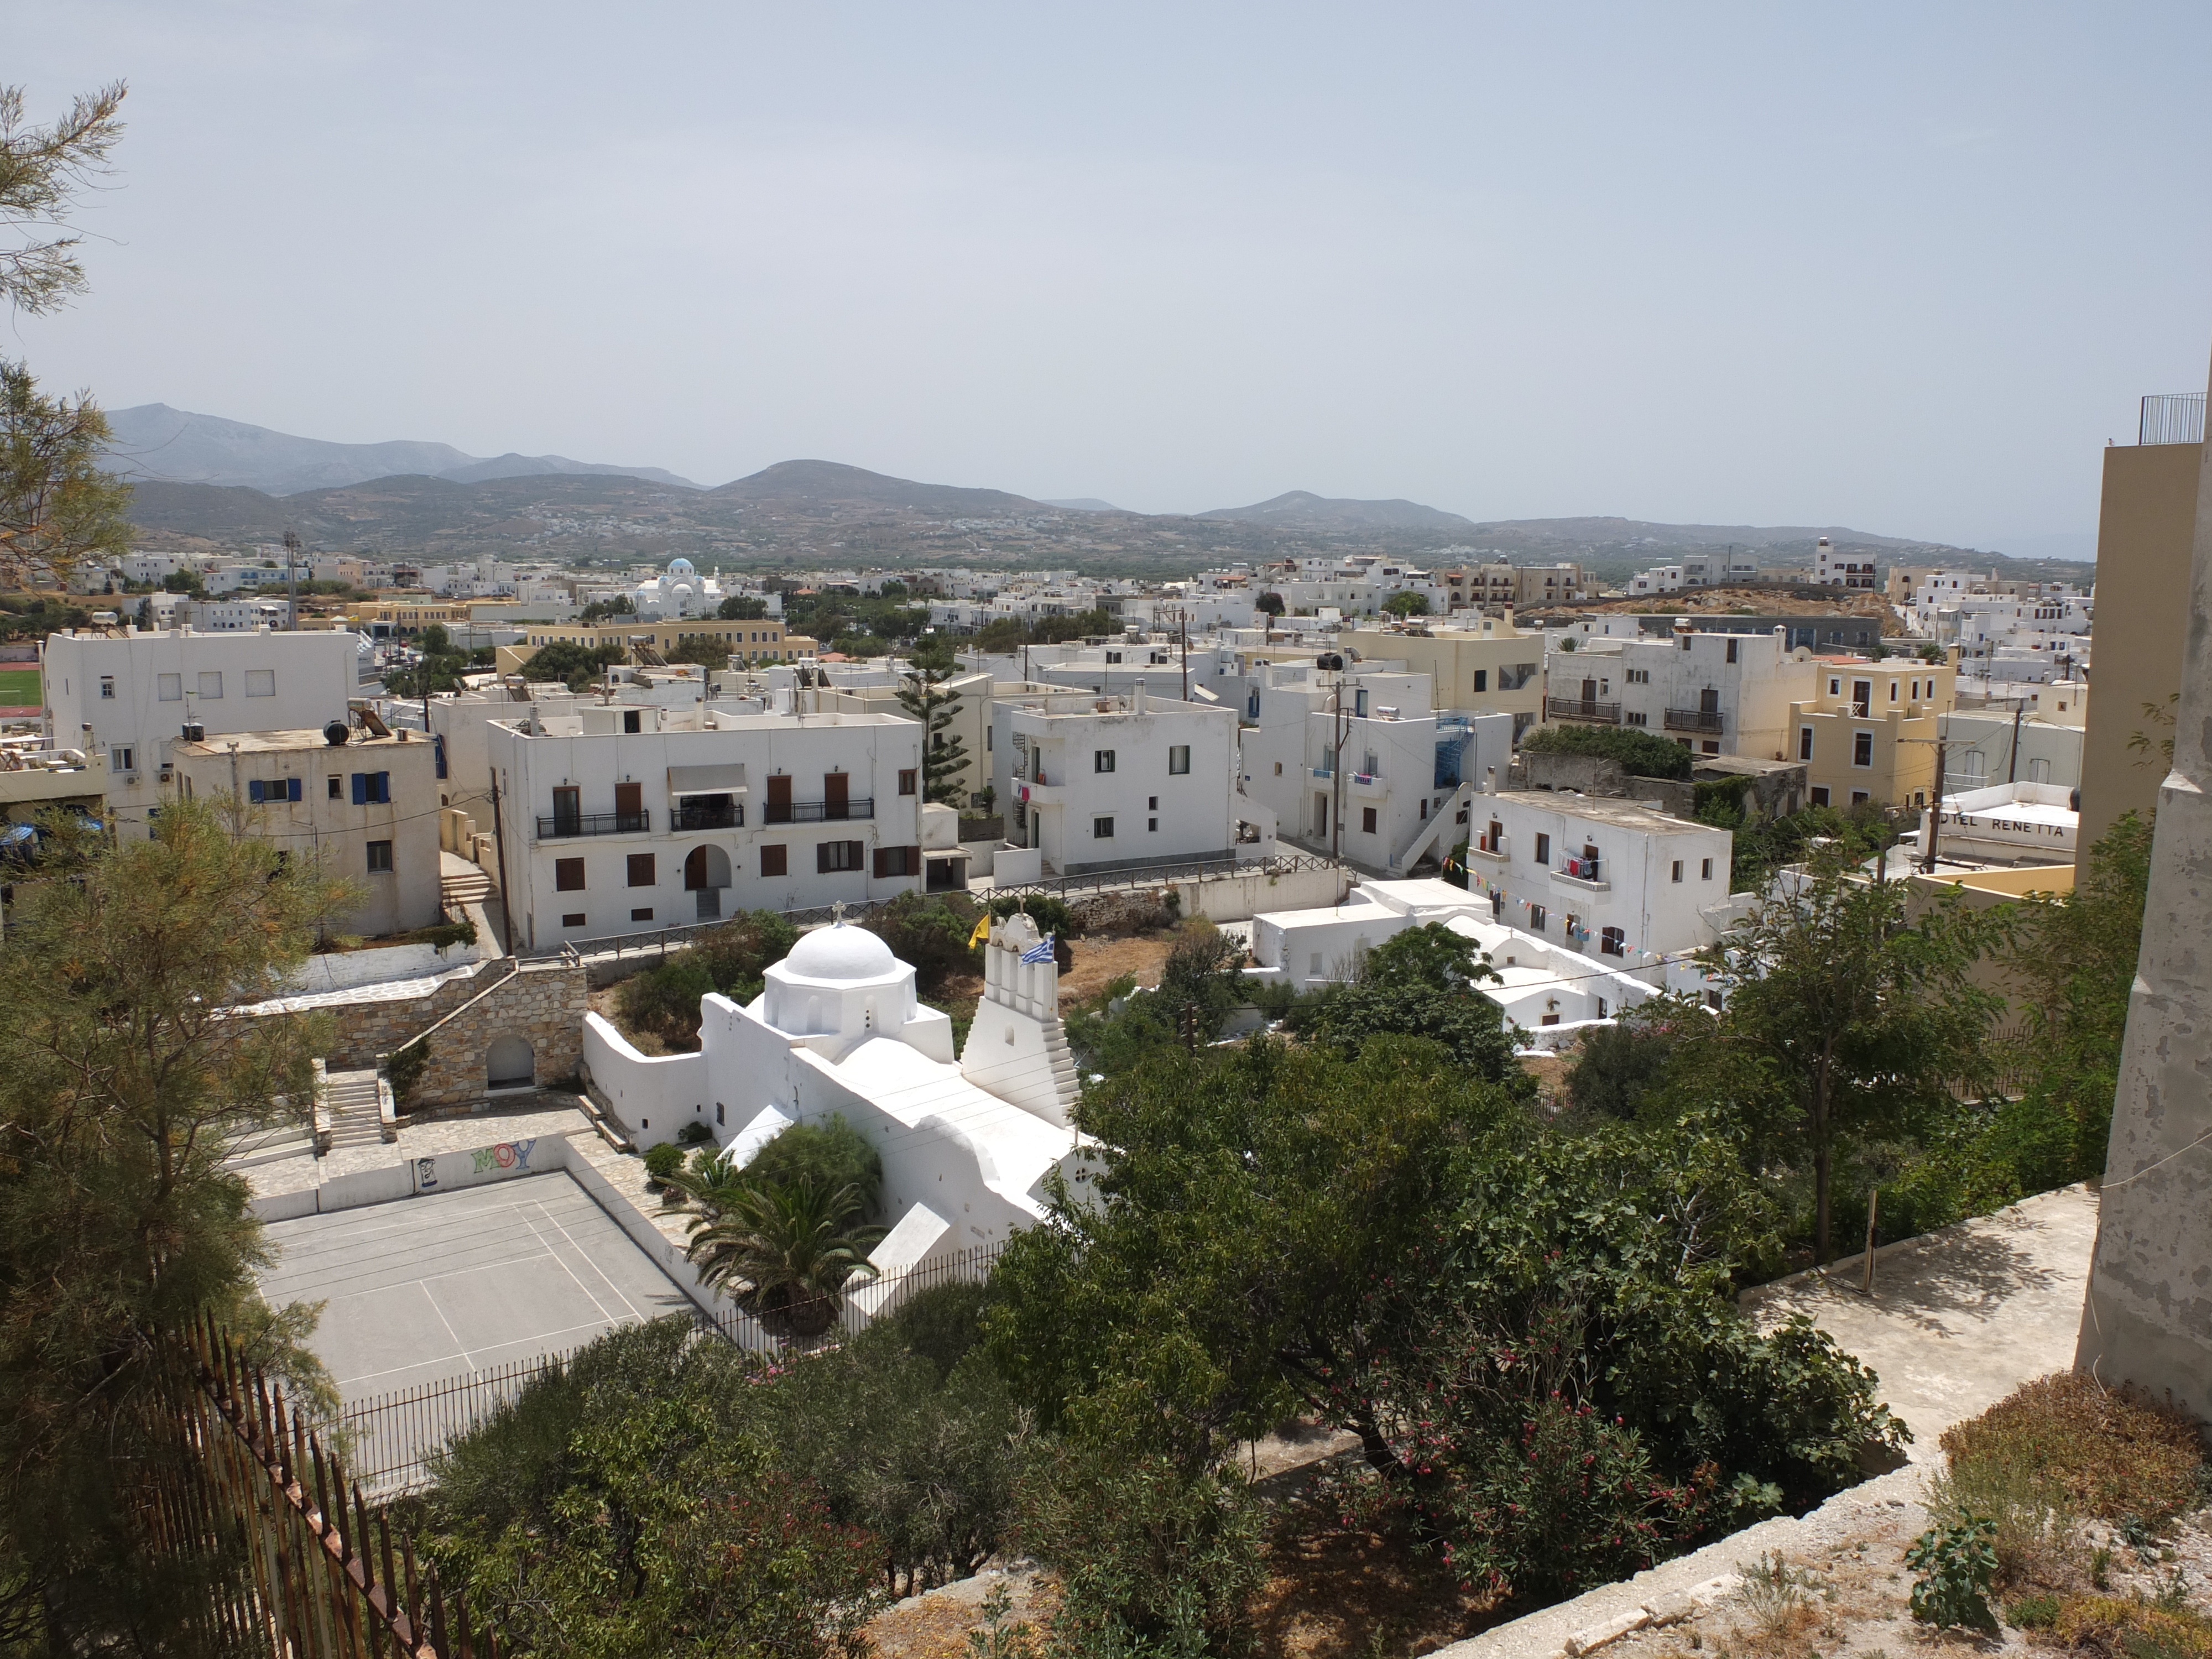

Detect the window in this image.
[1147,816,1158,831]
[1625,668,1650,684]
[1092,815,1115,838]
[1529,903,1548,931]
[1707,989,1724,1010]
[1600,925,1625,956]
[1681,634,1693,651]
[873,844,919,877]
[632,907,654,921]
[1851,681,1871,717]
[1625,710,1647,726]
[817,839,864,873]
[109,745,134,774]
[197,671,223,700]
[1850,790,1870,806]
[555,857,585,891]
[1471,669,1487,692]
[1148,796,1158,810]
[1811,785,1830,807]
[158,672,182,702]
[1093,749,1115,773]
[327,775,342,800]
[759,844,788,877]
[98,676,114,700]
[1168,745,1190,775]
[245,669,275,697]
[1701,857,1713,880]
[1701,740,1720,754]
[627,853,655,887]
[1888,681,1898,702]
[562,913,586,927]
[1273,761,1282,775]
[1828,677,1841,696]
[350,771,392,804]
[1534,832,1551,864]
[366,840,394,874]
[1798,726,1814,760]
[622,709,641,733]
[898,768,917,796]
[1671,859,1683,883]
[1725,638,1738,664]
[1852,731,1873,768]
[1361,806,1378,834]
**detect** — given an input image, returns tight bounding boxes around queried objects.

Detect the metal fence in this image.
[147,1316,509,1658]
[325,1241,1010,1494]
[2140,392,2206,446]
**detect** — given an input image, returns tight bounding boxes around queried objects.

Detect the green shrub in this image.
[642,1142,684,1183]
[614,911,797,1049]
[1018,1443,1265,1657]
[863,893,976,995]
[1906,1515,2000,1634]
[987,892,1074,939]
[1522,721,1693,780]
[742,1114,884,1221]
[1939,1372,2207,1526]
[385,1039,430,1109]
[674,1120,713,1146]
[2007,1592,2059,1629]
[878,1281,993,1383]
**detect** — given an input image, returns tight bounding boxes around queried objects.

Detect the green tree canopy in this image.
[1522,720,1693,780]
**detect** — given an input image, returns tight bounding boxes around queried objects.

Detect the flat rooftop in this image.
[1493,789,1710,833]
[174,729,419,755]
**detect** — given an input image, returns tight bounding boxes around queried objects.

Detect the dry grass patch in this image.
[1939,1372,2206,1526]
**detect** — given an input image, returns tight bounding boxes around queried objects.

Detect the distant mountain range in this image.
[103,404,698,495]
[113,407,2085,583]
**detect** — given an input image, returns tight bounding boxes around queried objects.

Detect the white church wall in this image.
[581,1011,707,1149]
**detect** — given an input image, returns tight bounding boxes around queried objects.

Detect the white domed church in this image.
[581,911,1092,1286]
[629,556,725,619]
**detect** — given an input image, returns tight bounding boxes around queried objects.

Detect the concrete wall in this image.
[2078,440,2202,864]
[283,936,488,995]
[2076,366,2212,1427]
[1169,861,1353,923]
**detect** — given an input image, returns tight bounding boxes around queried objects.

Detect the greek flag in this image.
[1020,934,1056,964]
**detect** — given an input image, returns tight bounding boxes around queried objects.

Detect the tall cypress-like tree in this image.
[896,642,973,807]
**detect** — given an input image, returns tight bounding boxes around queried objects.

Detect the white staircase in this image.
[441,862,493,910]
[1039,1019,1082,1114]
[322,1067,388,1154]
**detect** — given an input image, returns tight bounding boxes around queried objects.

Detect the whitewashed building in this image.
[41,628,366,839]
[581,912,1095,1287]
[991,685,1244,875]
[1460,790,1739,963]
[489,705,925,950]
[1546,624,1819,760]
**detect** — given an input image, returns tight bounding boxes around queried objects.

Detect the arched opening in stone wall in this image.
[486,1034,534,1090]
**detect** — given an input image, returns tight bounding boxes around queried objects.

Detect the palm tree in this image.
[677,1178,883,1339]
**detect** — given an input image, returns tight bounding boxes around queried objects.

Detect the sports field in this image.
[0,668,40,706]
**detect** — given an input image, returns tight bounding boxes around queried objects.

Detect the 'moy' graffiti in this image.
[415,1139,539,1193]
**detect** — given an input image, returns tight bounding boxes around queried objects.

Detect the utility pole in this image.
[2006,698,2025,785]
[283,529,301,632]
[1922,737,1947,874]
[488,769,516,956]
[1178,605,1190,703]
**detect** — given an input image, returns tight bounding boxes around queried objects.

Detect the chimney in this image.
[1132,680,1147,714]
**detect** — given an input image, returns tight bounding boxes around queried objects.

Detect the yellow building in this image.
[353,599,473,637]
[1786,657,1957,809]
[514,617,795,664]
[1342,612,1548,737]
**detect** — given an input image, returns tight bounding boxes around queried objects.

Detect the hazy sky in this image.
[11,4,2212,554]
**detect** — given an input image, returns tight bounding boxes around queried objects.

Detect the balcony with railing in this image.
[1663,707,1724,735]
[2141,393,2206,447]
[538,809,650,838]
[762,797,874,825]
[1545,696,1620,724]
[673,800,743,831]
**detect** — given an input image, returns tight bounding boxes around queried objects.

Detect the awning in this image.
[667,763,747,796]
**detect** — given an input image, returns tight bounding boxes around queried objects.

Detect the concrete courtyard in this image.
[258,1172,695,1405]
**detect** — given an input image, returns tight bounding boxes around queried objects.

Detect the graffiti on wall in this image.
[414,1138,544,1194]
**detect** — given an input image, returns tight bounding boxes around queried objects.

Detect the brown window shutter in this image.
[873,847,889,878]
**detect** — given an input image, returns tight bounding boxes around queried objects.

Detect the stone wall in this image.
[400,959,589,1108]
[244,955,590,1109]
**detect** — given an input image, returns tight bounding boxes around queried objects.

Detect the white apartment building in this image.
[1460,790,1737,963]
[1545,625,1818,760]
[169,727,443,936]
[1814,536,1880,589]
[186,599,292,632]
[821,668,994,808]
[990,685,1242,877]
[1937,706,2085,792]
[41,628,366,839]
[1236,662,1511,874]
[488,706,926,949]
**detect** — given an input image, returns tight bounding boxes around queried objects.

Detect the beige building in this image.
[498,618,803,677]
[2077,397,2204,865]
[1342,614,1547,737]
[353,599,476,637]
[169,727,444,937]
[1785,657,1957,810]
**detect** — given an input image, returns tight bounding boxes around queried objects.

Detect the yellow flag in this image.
[967,912,990,948]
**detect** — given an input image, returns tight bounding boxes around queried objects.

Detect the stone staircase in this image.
[322,1067,389,1154]
[441,861,493,910]
[1039,1017,1082,1116]
[222,1120,318,1171]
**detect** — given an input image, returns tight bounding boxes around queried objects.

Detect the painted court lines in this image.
[258,1173,695,1404]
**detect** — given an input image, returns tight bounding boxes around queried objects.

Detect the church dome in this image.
[782,924,896,982]
[667,556,697,576]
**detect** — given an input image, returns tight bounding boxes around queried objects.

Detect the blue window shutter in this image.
[351,773,367,805]
[377,771,390,803]
[433,734,447,779]
[247,780,265,804]
[288,777,302,802]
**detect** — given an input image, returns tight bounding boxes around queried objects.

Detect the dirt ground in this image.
[1056,932,1180,1006]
